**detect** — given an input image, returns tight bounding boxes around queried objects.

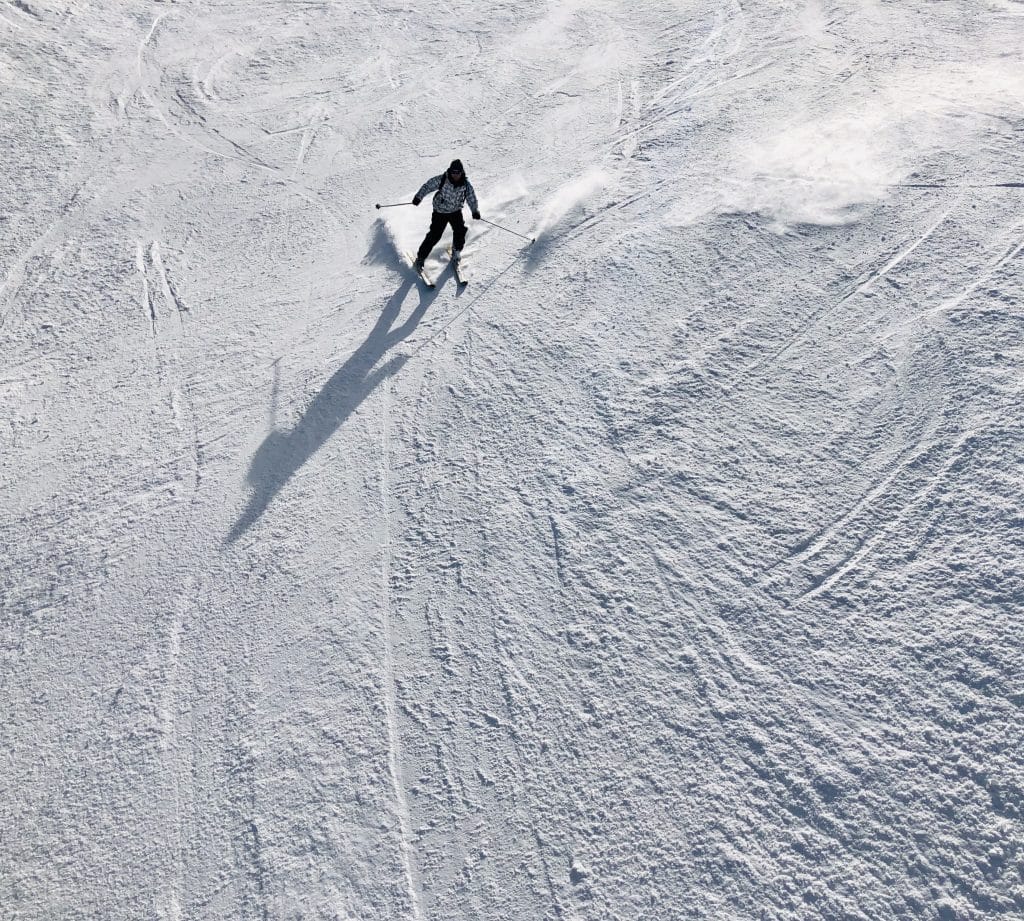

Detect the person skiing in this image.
[411,159,480,271]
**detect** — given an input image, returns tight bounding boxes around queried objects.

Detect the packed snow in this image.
[2,1,1023,919]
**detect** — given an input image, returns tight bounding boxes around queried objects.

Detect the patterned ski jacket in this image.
[416,174,479,215]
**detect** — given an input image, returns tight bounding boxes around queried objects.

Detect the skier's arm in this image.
[412,175,442,205]
[466,181,480,219]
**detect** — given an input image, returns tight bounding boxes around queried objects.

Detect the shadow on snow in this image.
[226,232,446,544]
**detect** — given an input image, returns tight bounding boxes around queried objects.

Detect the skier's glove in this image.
[412,197,421,206]
[472,211,481,220]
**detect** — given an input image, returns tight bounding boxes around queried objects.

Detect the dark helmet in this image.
[447,159,466,185]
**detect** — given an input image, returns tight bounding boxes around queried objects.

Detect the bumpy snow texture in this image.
[2,2,1023,920]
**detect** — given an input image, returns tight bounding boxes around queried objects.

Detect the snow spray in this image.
[533,168,610,239]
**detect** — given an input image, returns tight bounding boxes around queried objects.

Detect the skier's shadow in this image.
[226,268,443,544]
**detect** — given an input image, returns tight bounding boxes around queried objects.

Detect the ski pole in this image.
[375,202,414,209]
[478,218,536,244]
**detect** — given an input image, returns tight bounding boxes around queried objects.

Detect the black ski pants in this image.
[416,209,466,263]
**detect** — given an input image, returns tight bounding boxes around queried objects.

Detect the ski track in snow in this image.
[3,1,1024,919]
[379,379,424,921]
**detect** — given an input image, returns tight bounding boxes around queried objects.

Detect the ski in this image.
[404,251,435,288]
[446,247,469,286]
[416,263,437,288]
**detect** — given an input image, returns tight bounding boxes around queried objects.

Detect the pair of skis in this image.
[405,248,468,288]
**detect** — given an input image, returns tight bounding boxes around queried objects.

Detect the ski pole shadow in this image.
[226,271,440,545]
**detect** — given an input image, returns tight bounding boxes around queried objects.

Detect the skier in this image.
[411,159,480,271]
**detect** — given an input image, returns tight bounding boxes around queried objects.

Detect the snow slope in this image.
[3,1,1024,919]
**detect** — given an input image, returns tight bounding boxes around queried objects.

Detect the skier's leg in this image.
[451,211,468,254]
[416,212,447,264]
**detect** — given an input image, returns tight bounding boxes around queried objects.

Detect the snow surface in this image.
[3,1,1024,919]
